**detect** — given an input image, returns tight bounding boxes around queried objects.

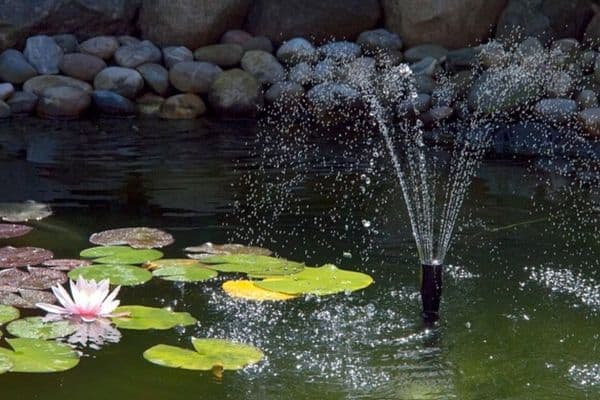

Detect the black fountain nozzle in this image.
[420,263,443,325]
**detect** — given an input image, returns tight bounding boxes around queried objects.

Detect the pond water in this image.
[0,118,598,400]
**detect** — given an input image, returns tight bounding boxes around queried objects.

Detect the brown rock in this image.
[37,86,91,119]
[59,53,106,81]
[160,93,206,119]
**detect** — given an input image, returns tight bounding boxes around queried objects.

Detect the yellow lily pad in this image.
[222,280,297,301]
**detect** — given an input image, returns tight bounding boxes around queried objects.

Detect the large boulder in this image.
[138,0,251,49]
[245,0,380,44]
[381,0,507,48]
[208,69,263,117]
[36,85,91,119]
[93,67,144,98]
[0,49,37,84]
[23,35,63,74]
[169,61,222,94]
[0,0,140,51]
[59,53,106,81]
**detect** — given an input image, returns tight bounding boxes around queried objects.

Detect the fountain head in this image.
[420,263,443,325]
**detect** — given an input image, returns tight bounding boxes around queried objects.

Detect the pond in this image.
[0,118,598,400]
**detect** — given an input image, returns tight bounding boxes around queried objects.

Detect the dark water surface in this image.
[0,118,598,400]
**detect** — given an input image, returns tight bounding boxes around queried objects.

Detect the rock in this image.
[398,93,432,117]
[375,50,404,67]
[446,47,477,70]
[495,0,552,44]
[414,75,436,94]
[289,62,313,85]
[578,108,600,136]
[515,37,544,61]
[137,93,165,117]
[118,36,141,46]
[37,86,91,119]
[264,81,304,103]
[169,61,222,94]
[114,40,162,68]
[139,0,251,49]
[162,46,193,69]
[533,98,577,122]
[0,82,14,100]
[193,44,244,68]
[576,90,598,109]
[93,67,144,99]
[59,53,106,82]
[0,100,9,118]
[23,35,63,74]
[579,51,597,73]
[23,75,92,96]
[312,60,339,84]
[159,93,206,119]
[220,30,253,45]
[477,41,509,68]
[276,38,317,65]
[6,91,37,114]
[551,38,580,56]
[208,69,263,117]
[245,0,380,44]
[410,56,438,76]
[546,71,573,97]
[92,90,137,116]
[242,36,274,53]
[381,0,506,48]
[52,34,78,54]
[404,44,448,63]
[136,63,169,96]
[419,106,454,127]
[467,71,543,113]
[307,82,363,124]
[319,41,362,62]
[542,0,594,40]
[240,50,285,85]
[357,29,403,53]
[79,36,119,60]
[0,49,37,84]
[450,70,474,99]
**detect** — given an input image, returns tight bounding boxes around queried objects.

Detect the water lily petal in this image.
[36,303,69,315]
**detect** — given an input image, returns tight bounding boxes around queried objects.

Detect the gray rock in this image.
[276,38,317,65]
[579,51,597,74]
[220,30,253,45]
[374,50,404,67]
[398,93,432,117]
[6,91,37,114]
[94,67,144,99]
[577,108,600,137]
[0,82,14,100]
[79,36,119,60]
[23,35,63,74]
[52,34,79,54]
[288,62,313,85]
[404,44,448,63]
[357,29,402,53]
[533,98,577,122]
[37,86,91,119]
[137,93,165,117]
[160,93,206,119]
[0,100,9,118]
[446,47,477,70]
[208,69,263,117]
[114,40,162,68]
[240,50,284,84]
[23,75,92,96]
[307,82,363,124]
[550,38,580,56]
[117,36,141,46]
[242,36,274,53]
[193,44,244,68]
[312,60,339,84]
[495,0,552,44]
[546,71,573,98]
[467,71,543,114]
[163,46,193,69]
[319,41,362,62]
[169,61,222,94]
[137,63,169,96]
[414,75,435,95]
[419,106,454,127]
[576,90,598,109]
[0,49,37,84]
[477,41,508,68]
[264,81,304,103]
[59,53,106,81]
[515,37,544,60]
[410,56,438,76]
[92,90,137,116]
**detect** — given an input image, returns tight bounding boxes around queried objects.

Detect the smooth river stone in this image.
[92,90,137,116]
[162,46,193,69]
[193,44,244,68]
[136,63,169,95]
[94,67,144,99]
[6,91,38,115]
[37,86,91,119]
[79,36,119,60]
[137,93,165,117]
[207,69,263,118]
[59,53,107,81]
[169,61,222,94]
[23,35,64,74]
[160,93,206,119]
[240,50,285,85]
[220,29,253,45]
[242,36,274,53]
[276,38,317,65]
[52,34,79,54]
[0,49,37,84]
[357,29,403,53]
[23,75,92,96]
[264,81,304,103]
[114,40,162,68]
[0,83,15,100]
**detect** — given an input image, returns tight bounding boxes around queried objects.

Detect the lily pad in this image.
[185,243,272,257]
[0,305,19,324]
[199,254,304,276]
[90,227,174,249]
[0,354,11,374]
[147,259,218,282]
[143,338,264,371]
[69,264,152,286]
[6,317,78,340]
[0,201,52,223]
[0,338,79,373]
[80,246,163,264]
[222,280,297,301]
[0,246,54,269]
[0,224,33,239]
[111,305,196,330]
[255,264,374,296]
[0,289,56,309]
[42,259,92,271]
[0,267,67,290]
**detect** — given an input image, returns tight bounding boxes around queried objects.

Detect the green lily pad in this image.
[89,227,174,249]
[0,338,79,373]
[69,264,152,286]
[255,264,374,296]
[199,254,304,276]
[185,243,272,257]
[148,259,218,282]
[0,305,19,325]
[0,353,11,374]
[80,246,163,265]
[143,338,264,371]
[111,305,197,330]
[6,317,78,340]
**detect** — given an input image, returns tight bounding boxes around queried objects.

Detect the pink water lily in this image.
[36,277,121,322]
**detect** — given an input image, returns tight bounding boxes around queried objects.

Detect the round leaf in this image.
[0,201,52,223]
[143,338,263,371]
[6,317,78,340]
[0,224,33,239]
[112,305,197,330]
[0,289,56,309]
[0,267,67,290]
[0,305,19,325]
[255,264,374,296]
[0,354,12,374]
[80,246,163,265]
[69,264,152,286]
[222,280,297,301]
[0,246,54,269]
[89,227,174,249]
[185,243,272,257]
[42,259,92,271]
[199,254,304,276]
[0,338,79,373]
[148,259,218,282]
